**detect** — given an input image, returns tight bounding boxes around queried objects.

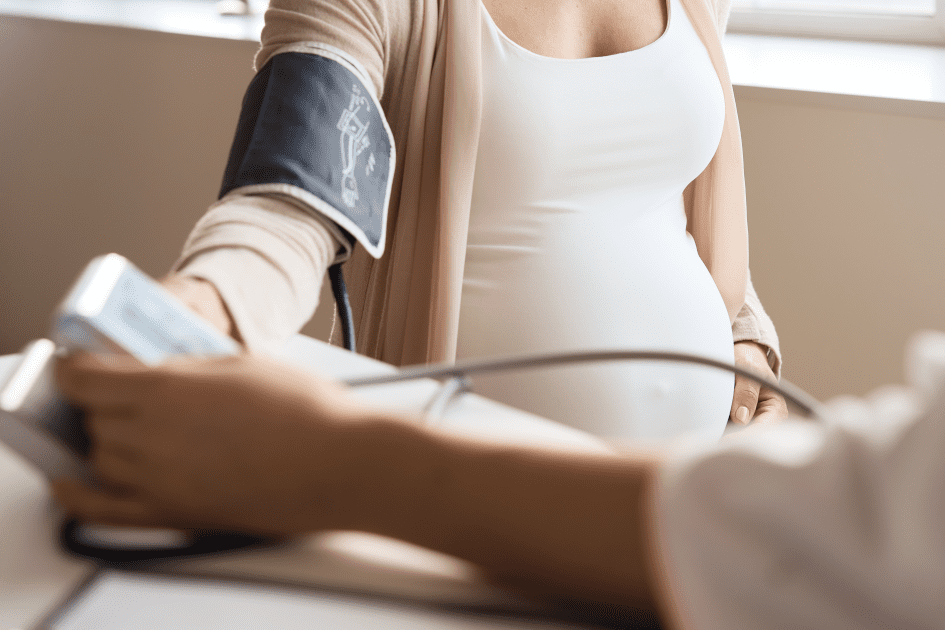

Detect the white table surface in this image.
[0,335,610,629]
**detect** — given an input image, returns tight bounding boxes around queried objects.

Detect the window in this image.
[729,0,945,45]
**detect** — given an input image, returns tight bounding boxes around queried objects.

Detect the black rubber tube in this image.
[344,350,824,420]
[328,263,356,353]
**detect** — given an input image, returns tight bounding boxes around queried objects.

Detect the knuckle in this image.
[83,412,106,440]
[734,384,760,405]
[138,372,170,405]
[88,448,112,479]
[89,448,128,484]
[58,369,87,403]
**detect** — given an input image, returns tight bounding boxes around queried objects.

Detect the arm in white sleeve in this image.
[652,338,945,630]
[172,194,346,352]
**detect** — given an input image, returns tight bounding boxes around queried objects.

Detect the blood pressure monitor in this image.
[0,254,263,561]
[52,253,240,363]
[2,254,239,479]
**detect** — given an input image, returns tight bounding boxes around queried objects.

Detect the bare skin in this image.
[482,0,669,59]
[731,341,786,425]
[52,353,663,614]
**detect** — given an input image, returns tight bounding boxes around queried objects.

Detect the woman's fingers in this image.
[56,353,158,411]
[84,406,136,438]
[51,479,159,528]
[731,341,783,425]
[88,443,143,489]
[49,353,363,535]
[752,387,789,424]
[730,375,760,425]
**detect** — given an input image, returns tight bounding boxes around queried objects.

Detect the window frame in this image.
[727,0,945,46]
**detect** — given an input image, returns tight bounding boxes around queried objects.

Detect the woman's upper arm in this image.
[217,0,407,262]
[256,0,392,96]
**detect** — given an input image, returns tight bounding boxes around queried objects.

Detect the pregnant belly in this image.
[456,202,734,441]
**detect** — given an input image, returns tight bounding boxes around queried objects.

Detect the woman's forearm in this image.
[344,416,663,609]
[52,352,667,614]
[170,194,346,351]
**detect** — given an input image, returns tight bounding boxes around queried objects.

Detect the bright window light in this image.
[729,0,944,44]
[731,0,935,17]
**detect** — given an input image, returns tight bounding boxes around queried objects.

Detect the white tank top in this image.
[455,0,735,441]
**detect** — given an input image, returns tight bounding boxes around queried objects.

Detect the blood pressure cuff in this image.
[219,51,395,259]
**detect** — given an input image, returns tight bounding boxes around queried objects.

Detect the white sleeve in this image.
[652,332,945,630]
[172,194,345,352]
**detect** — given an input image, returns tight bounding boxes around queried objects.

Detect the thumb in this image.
[159,274,239,341]
[52,478,157,528]
[730,374,760,425]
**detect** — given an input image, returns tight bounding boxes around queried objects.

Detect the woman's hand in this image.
[159,274,240,343]
[52,353,378,536]
[730,341,788,425]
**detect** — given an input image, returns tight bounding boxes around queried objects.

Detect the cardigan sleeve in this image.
[173,0,407,349]
[173,195,344,352]
[255,0,392,94]
[734,270,782,377]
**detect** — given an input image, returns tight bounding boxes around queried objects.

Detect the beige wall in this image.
[0,15,336,356]
[1,15,943,401]
[736,90,945,400]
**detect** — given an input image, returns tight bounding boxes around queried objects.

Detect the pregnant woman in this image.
[460,0,739,439]
[164,0,784,439]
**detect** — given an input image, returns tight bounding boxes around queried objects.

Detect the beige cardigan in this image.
[176,0,782,375]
